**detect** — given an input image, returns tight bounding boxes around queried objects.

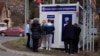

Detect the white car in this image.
[0,22,7,31]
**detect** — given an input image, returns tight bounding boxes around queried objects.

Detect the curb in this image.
[0,43,52,56]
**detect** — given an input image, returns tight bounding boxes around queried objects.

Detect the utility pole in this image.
[52,0,55,4]
[25,0,29,37]
[82,0,86,51]
[67,0,70,3]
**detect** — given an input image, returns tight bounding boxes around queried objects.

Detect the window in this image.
[0,24,6,27]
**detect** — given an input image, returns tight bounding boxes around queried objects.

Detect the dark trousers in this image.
[26,33,30,48]
[74,43,78,53]
[73,39,79,53]
[64,39,74,54]
[32,38,39,52]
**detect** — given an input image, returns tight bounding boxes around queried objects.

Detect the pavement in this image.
[0,47,27,56]
[0,36,52,56]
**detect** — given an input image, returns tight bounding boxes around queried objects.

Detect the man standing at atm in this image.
[44,20,55,51]
[62,20,75,55]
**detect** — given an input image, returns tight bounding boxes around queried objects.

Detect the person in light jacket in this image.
[25,21,31,48]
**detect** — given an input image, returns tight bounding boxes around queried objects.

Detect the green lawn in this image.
[2,37,100,56]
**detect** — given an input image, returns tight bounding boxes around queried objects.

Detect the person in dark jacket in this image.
[31,19,42,52]
[73,23,81,53]
[45,20,55,51]
[62,20,75,54]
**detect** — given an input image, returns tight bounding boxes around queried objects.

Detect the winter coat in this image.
[74,26,81,43]
[31,22,42,39]
[44,23,55,34]
[62,24,75,41]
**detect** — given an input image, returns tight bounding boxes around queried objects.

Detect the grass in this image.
[2,37,100,56]
[15,37,27,46]
[2,37,31,51]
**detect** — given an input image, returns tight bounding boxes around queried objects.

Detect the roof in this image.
[0,2,5,16]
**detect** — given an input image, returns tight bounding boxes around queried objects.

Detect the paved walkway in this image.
[0,49,26,56]
[0,36,19,43]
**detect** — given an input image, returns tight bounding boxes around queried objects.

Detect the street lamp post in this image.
[52,0,55,4]
[67,0,70,3]
[25,0,29,37]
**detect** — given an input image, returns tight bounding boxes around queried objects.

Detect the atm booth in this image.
[39,3,84,48]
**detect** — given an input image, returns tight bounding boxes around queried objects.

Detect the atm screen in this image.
[48,18,54,24]
[47,15,55,24]
[51,20,54,24]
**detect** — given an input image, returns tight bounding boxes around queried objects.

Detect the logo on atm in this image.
[65,17,69,21]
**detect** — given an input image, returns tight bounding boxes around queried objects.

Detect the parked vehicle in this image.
[0,27,24,37]
[0,22,7,31]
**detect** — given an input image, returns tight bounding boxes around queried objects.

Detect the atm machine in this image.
[39,2,84,48]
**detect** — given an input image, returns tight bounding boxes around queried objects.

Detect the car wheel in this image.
[1,33,5,36]
[19,33,23,37]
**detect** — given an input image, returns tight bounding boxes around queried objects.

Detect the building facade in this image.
[0,1,12,27]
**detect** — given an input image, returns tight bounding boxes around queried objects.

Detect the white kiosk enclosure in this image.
[39,3,84,48]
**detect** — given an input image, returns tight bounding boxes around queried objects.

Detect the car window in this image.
[8,28,13,30]
[12,28,19,30]
[7,27,20,30]
[13,28,18,30]
[0,24,6,27]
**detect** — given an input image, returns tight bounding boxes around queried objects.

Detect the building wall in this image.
[0,5,12,27]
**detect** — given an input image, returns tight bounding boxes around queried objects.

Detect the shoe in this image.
[70,54,74,56]
[39,47,43,50]
[65,53,69,56]
[48,48,51,51]
[26,46,30,48]
[46,48,48,50]
[33,50,39,52]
